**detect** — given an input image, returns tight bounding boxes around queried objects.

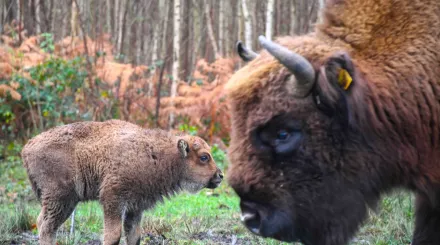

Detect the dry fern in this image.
[0,84,21,100]
[1,30,240,147]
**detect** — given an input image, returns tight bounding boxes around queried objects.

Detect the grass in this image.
[0,141,415,245]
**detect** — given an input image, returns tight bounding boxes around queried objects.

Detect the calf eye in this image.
[200,155,210,162]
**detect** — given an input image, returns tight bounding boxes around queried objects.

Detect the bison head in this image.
[178,136,223,193]
[226,36,383,245]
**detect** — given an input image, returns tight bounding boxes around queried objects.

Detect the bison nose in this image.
[218,172,224,179]
[240,201,262,235]
[239,199,296,241]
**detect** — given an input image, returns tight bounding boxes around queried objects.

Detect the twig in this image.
[35,81,44,131]
[73,0,96,95]
[231,235,237,245]
[24,83,38,133]
[70,208,76,238]
[155,58,168,127]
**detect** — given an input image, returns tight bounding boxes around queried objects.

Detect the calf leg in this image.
[412,192,440,245]
[124,210,143,245]
[38,197,78,245]
[102,203,123,245]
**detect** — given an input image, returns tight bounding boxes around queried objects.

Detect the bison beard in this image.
[225,0,440,244]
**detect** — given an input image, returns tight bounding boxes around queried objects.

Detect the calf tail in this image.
[28,174,42,202]
[22,156,42,202]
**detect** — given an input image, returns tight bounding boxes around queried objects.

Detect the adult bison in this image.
[226,0,440,244]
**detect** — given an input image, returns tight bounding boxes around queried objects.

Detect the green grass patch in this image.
[0,202,36,243]
[0,185,415,245]
[354,191,414,245]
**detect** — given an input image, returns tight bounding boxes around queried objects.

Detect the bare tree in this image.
[169,0,181,128]
[71,0,79,37]
[241,0,252,49]
[35,0,41,34]
[290,1,296,35]
[218,0,224,56]
[116,0,127,55]
[106,0,111,35]
[205,0,219,58]
[113,0,119,43]
[265,0,274,40]
[318,0,325,23]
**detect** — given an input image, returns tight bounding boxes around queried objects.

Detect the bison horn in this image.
[236,41,258,62]
[258,35,316,97]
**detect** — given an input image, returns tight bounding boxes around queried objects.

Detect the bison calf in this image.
[21,119,223,245]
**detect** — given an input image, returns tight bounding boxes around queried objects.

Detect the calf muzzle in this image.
[206,169,223,189]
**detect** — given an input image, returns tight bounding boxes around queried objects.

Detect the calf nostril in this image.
[218,173,224,179]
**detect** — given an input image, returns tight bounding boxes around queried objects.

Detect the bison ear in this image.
[313,51,356,126]
[178,139,190,158]
[236,41,258,62]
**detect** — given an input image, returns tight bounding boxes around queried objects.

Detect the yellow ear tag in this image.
[338,68,353,90]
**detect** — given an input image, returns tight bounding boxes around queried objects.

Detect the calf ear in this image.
[178,139,190,158]
[313,51,356,127]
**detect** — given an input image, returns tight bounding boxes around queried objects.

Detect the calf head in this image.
[226,36,380,245]
[178,136,223,193]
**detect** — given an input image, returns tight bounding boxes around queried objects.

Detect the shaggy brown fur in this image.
[21,119,223,245]
[226,0,440,244]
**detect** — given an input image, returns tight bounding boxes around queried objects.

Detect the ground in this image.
[0,143,414,245]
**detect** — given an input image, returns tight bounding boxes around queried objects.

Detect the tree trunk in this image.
[35,0,40,34]
[116,0,126,55]
[169,0,180,128]
[180,0,191,82]
[318,0,325,23]
[16,0,20,24]
[48,0,54,33]
[290,0,296,35]
[160,0,170,60]
[61,1,69,40]
[106,0,111,35]
[135,3,143,65]
[237,0,243,68]
[0,1,3,34]
[204,0,219,58]
[114,0,119,43]
[16,0,22,43]
[147,23,159,97]
[147,0,165,97]
[218,0,224,56]
[129,2,137,64]
[241,0,252,49]
[265,0,274,40]
[155,56,167,127]
[188,0,202,80]
[71,0,79,37]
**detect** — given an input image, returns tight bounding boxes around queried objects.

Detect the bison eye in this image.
[252,116,304,157]
[276,130,289,140]
[200,154,210,162]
